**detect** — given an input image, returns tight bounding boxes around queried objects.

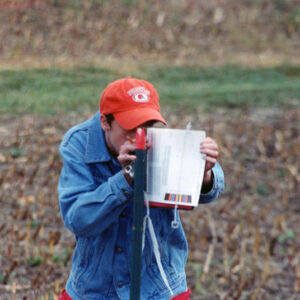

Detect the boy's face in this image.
[101,115,155,157]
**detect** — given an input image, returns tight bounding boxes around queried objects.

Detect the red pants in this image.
[58,289,72,300]
[59,288,191,300]
[171,288,191,300]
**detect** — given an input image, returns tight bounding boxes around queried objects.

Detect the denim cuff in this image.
[199,162,224,204]
[109,170,134,204]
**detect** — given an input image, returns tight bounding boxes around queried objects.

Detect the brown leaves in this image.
[181,108,300,299]
[0,1,299,66]
[18,195,35,205]
[0,108,299,299]
[0,114,80,298]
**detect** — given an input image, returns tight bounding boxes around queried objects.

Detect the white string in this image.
[142,199,174,296]
[141,199,150,251]
[186,122,192,130]
[171,205,179,229]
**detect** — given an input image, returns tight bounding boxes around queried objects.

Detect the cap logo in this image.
[127,87,150,103]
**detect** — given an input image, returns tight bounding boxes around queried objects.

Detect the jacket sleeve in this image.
[58,134,133,238]
[199,162,224,204]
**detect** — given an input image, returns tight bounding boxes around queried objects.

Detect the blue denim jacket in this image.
[58,112,224,300]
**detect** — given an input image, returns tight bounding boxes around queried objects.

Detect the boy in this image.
[58,77,224,300]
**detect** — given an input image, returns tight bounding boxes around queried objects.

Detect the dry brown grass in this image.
[0,0,299,68]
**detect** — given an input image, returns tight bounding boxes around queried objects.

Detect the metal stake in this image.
[130,128,146,300]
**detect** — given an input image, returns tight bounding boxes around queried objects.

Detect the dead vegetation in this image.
[0,108,299,299]
[0,0,299,67]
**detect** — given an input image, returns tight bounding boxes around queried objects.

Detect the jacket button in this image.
[124,190,129,196]
[116,247,123,253]
[117,282,124,288]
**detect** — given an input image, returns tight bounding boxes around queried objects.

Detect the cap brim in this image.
[113,108,167,130]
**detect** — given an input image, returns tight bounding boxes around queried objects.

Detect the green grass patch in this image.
[27,256,43,267]
[0,64,299,115]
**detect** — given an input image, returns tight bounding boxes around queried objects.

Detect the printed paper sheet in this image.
[144,128,206,208]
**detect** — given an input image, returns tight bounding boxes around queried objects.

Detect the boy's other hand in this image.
[200,137,219,188]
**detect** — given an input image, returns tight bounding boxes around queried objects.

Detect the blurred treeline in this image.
[0,0,299,65]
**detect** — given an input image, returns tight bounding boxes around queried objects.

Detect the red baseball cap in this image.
[100,77,167,130]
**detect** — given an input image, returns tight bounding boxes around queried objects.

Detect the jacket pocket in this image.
[72,237,94,286]
[145,230,180,291]
[148,255,181,293]
[150,210,188,279]
[85,236,105,283]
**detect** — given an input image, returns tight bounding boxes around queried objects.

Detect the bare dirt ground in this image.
[0,108,299,300]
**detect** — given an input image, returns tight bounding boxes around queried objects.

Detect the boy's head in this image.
[100,77,166,130]
[100,77,166,156]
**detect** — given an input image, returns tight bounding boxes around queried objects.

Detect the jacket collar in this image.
[84,111,112,163]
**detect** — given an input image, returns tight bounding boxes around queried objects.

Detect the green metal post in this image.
[130,128,146,300]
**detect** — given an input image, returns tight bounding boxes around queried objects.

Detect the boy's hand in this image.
[118,139,150,184]
[200,137,219,191]
[118,140,137,168]
[118,140,137,184]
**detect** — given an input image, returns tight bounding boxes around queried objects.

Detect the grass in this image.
[0,64,299,115]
